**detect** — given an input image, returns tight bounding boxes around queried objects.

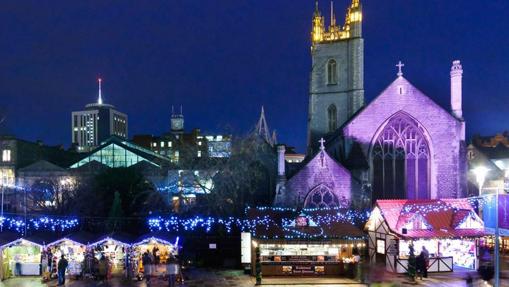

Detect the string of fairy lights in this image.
[0,197,493,236]
[0,216,79,233]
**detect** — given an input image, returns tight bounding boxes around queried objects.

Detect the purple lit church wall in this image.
[343,76,465,199]
[274,149,358,208]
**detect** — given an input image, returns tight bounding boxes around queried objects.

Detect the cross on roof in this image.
[319,138,326,151]
[396,61,405,77]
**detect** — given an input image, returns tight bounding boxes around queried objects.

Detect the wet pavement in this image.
[1,268,509,287]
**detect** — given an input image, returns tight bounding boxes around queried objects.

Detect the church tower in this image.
[307,0,364,154]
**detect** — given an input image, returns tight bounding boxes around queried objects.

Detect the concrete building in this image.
[71,78,128,152]
[132,107,231,163]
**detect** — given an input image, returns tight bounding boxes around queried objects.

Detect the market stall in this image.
[130,234,180,279]
[366,199,486,273]
[88,236,131,274]
[46,238,87,277]
[244,208,366,277]
[0,238,42,278]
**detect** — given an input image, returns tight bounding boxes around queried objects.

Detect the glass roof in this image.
[70,143,160,168]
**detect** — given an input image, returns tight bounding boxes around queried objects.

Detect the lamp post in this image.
[473,166,499,286]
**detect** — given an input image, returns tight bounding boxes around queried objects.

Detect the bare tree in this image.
[173,134,276,216]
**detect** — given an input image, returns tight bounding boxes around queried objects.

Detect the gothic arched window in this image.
[328,104,337,132]
[304,185,341,209]
[371,113,430,201]
[327,59,337,85]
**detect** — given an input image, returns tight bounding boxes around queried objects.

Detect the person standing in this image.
[142,251,153,286]
[98,255,108,282]
[57,255,68,286]
[416,252,425,280]
[421,246,429,278]
[167,255,178,287]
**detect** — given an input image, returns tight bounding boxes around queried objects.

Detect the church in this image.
[274,0,467,209]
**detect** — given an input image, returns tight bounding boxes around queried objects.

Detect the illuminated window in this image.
[160,141,165,147]
[198,141,202,146]
[327,59,337,85]
[152,142,157,147]
[2,150,11,162]
[168,141,172,147]
[197,151,202,157]
[376,239,385,254]
[0,168,14,186]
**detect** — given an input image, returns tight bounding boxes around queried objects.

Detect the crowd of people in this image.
[141,249,180,287]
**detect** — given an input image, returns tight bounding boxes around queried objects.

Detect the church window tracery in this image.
[326,59,337,85]
[304,185,343,208]
[328,104,337,132]
[372,113,430,200]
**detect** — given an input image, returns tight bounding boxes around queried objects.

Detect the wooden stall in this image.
[365,199,487,273]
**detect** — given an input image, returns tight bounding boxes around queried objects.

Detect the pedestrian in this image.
[416,252,425,280]
[142,251,153,286]
[421,246,429,278]
[98,255,108,282]
[466,274,473,287]
[57,254,68,286]
[167,255,178,287]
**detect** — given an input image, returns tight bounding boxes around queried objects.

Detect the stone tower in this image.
[307,0,364,154]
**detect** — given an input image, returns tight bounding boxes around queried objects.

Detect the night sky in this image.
[1,0,508,152]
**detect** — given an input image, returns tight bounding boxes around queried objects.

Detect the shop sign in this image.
[282,265,325,275]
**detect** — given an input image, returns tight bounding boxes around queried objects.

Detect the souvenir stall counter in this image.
[244,208,366,277]
[256,240,365,276]
[0,239,42,278]
[130,235,180,279]
[366,199,487,274]
[46,238,87,277]
[88,237,130,274]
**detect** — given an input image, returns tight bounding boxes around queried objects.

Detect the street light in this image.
[473,166,499,287]
[473,166,489,195]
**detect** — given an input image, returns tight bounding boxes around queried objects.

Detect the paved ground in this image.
[0,268,508,287]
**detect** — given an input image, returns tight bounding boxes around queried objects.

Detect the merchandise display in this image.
[399,238,477,269]
[46,239,86,276]
[89,238,129,274]
[0,239,42,278]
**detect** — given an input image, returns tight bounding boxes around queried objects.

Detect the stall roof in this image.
[373,199,487,239]
[88,232,136,246]
[133,232,179,247]
[66,231,101,245]
[246,208,365,240]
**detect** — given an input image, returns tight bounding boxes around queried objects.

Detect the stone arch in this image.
[304,184,347,209]
[369,111,433,200]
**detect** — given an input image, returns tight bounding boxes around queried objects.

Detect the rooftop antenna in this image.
[97,77,103,105]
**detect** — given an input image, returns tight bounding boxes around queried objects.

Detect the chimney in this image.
[277,145,286,177]
[450,60,463,119]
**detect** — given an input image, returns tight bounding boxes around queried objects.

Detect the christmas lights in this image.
[0,215,79,233]
[147,206,370,239]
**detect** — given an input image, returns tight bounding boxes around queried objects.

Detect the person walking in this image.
[57,254,68,286]
[167,255,178,287]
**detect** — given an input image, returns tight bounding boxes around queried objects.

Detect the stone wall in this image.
[342,76,465,199]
